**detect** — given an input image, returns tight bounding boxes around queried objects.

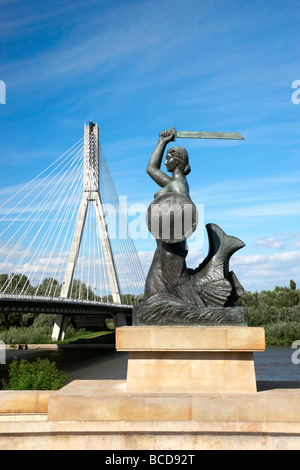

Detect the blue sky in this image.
[0,0,300,292]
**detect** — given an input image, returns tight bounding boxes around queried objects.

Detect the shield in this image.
[146,193,198,243]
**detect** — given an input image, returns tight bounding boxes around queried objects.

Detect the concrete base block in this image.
[8,326,300,450]
[47,379,300,424]
[126,351,258,392]
[2,380,300,449]
[20,379,300,450]
[2,418,300,450]
[116,326,265,393]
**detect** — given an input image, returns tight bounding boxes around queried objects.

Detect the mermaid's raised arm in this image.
[146,129,174,188]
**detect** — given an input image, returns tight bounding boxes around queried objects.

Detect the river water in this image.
[1,345,300,390]
[254,346,300,382]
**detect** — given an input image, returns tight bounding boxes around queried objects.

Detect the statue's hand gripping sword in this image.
[170,127,244,141]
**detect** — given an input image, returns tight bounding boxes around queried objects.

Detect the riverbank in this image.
[2,343,115,349]
[0,345,299,385]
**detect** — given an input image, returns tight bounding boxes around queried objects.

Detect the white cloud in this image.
[290,233,300,247]
[0,239,30,259]
[233,250,300,266]
[186,250,205,268]
[137,247,300,292]
[256,237,284,249]
[231,250,300,291]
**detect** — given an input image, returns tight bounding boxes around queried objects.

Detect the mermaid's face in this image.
[165,148,178,172]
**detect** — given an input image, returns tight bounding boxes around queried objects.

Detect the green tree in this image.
[237,282,300,344]
[7,274,31,294]
[122,294,136,305]
[0,273,9,290]
[70,279,97,300]
[35,277,61,296]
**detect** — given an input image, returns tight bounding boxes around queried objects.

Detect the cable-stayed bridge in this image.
[0,122,145,340]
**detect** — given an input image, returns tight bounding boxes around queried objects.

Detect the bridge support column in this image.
[52,315,69,342]
[112,313,127,329]
[51,195,88,342]
[51,122,126,342]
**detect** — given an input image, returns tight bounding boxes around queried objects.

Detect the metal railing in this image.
[0,293,132,309]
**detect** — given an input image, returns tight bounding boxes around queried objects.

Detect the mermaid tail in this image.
[190,223,245,306]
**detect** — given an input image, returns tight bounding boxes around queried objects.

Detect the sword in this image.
[171,127,244,141]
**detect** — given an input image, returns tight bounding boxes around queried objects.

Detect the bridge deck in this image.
[0,294,133,317]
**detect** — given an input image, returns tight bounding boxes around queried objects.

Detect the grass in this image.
[0,316,116,345]
[61,330,115,345]
[59,317,115,344]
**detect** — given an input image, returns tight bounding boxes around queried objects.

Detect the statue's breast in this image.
[154,178,189,199]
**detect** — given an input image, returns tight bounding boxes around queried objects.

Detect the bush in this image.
[2,357,67,390]
[0,321,83,344]
[33,314,56,327]
[0,325,54,344]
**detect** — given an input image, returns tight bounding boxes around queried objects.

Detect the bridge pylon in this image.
[51,122,126,341]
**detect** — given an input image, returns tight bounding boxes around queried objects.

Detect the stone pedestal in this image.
[6,324,300,450]
[116,326,265,393]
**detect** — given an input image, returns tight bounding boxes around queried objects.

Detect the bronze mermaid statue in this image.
[133,128,248,326]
